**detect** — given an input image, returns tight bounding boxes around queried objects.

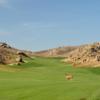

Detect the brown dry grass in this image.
[0,65,22,72]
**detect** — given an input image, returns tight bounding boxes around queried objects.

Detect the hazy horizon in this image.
[0,0,100,51]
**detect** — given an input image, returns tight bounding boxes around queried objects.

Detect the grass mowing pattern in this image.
[0,57,100,100]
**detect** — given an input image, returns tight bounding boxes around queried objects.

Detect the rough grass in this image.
[0,57,100,100]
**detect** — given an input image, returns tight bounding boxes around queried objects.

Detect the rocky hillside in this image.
[33,46,78,57]
[64,42,100,67]
[1,41,100,67]
[34,42,100,67]
[0,42,32,64]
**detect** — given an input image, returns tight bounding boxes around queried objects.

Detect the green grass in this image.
[0,57,100,100]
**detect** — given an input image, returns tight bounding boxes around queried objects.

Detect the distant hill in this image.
[33,46,78,57]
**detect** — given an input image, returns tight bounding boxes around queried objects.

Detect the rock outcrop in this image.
[0,42,32,65]
[64,42,100,67]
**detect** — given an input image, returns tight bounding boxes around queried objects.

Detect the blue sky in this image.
[0,0,100,51]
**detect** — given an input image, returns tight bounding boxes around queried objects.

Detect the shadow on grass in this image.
[8,61,44,70]
[87,68,100,75]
